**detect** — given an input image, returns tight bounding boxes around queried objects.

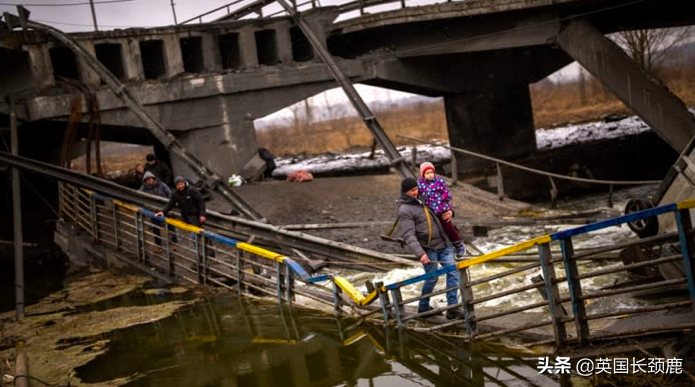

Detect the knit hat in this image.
[174,176,187,186]
[401,177,418,193]
[146,153,156,162]
[420,162,435,177]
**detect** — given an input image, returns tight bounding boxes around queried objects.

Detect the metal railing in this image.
[180,0,458,25]
[58,181,695,348]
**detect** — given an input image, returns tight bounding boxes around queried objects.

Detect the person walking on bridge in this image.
[396,177,464,320]
[155,176,207,227]
[140,171,177,252]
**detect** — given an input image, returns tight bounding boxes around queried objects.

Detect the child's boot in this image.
[454,241,466,258]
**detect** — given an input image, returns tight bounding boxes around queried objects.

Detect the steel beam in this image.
[556,19,695,153]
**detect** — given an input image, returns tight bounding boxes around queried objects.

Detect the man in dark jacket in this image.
[397,177,464,320]
[144,153,173,187]
[155,176,206,226]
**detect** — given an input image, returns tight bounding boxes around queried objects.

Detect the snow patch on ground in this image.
[273,112,672,178]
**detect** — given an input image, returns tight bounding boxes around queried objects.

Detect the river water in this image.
[75,294,561,387]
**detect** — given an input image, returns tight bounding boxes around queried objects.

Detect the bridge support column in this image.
[239,27,259,69]
[124,38,145,81]
[444,84,536,173]
[170,119,259,181]
[27,45,55,90]
[162,35,184,77]
[556,19,695,152]
[76,41,101,87]
[276,22,294,65]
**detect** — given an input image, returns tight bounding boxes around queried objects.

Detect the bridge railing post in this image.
[333,281,343,317]
[275,260,285,305]
[675,209,695,317]
[458,266,478,336]
[538,242,567,347]
[560,237,590,345]
[112,202,120,250]
[390,288,406,329]
[135,211,145,262]
[285,263,294,306]
[89,193,99,242]
[236,252,245,293]
[376,281,391,322]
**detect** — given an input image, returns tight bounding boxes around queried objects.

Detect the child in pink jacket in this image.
[418,162,466,257]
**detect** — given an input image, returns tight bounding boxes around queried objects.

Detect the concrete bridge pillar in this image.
[276,23,294,65]
[27,45,54,90]
[444,83,536,172]
[239,27,259,69]
[162,35,185,77]
[76,41,101,87]
[170,119,259,181]
[124,38,145,80]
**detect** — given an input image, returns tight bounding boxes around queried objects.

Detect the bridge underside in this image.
[2,0,695,185]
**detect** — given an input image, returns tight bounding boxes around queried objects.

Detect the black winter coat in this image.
[162,185,205,221]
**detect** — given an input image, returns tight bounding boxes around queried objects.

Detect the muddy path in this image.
[236,174,531,255]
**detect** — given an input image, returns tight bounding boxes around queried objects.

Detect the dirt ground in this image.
[235,173,531,254]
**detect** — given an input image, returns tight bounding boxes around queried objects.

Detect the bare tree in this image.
[612,27,692,74]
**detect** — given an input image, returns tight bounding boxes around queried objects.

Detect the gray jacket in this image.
[396,193,451,258]
[139,171,172,199]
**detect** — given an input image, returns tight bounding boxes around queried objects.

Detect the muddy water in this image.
[75,295,559,387]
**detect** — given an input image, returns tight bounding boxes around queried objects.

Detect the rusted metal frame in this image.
[538,242,567,347]
[675,209,695,316]
[470,280,544,306]
[275,0,413,179]
[560,237,590,345]
[390,288,406,328]
[573,254,682,281]
[472,300,547,324]
[475,319,554,342]
[571,231,680,260]
[459,267,477,336]
[137,212,147,262]
[585,300,692,322]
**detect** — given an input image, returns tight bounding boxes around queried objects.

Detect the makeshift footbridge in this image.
[4,152,693,351]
